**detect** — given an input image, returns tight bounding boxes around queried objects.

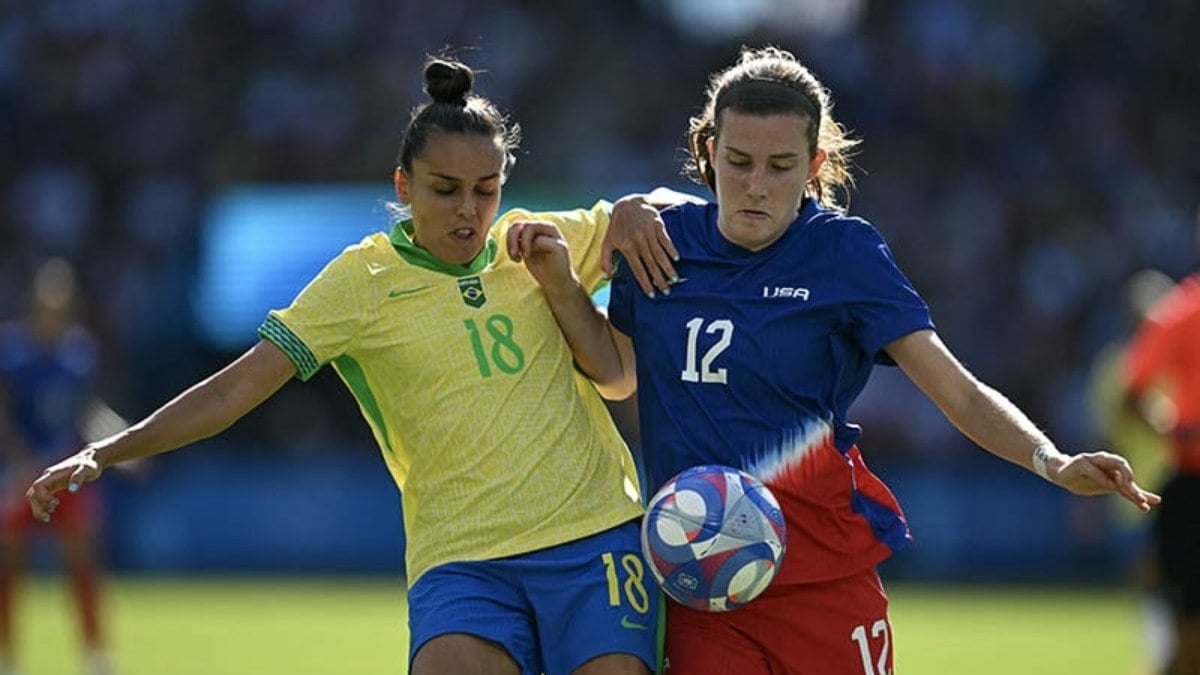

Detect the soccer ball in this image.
[641,464,787,612]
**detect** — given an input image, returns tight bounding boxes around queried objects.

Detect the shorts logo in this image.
[458,277,487,308]
[620,615,648,631]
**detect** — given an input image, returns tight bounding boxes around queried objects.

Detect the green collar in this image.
[388,219,497,276]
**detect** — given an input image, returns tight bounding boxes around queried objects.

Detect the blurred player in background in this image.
[0,258,114,675]
[1123,208,1200,675]
[25,57,663,675]
[525,45,1161,674]
[1089,268,1176,675]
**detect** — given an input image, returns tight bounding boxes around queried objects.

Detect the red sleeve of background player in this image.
[1123,304,1175,395]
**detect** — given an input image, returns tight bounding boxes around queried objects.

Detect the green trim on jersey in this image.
[389,219,498,276]
[259,314,320,380]
[332,355,394,456]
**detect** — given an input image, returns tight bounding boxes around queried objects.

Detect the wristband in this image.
[1031,444,1055,481]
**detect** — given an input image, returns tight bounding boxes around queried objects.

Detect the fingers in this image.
[601,237,616,280]
[607,201,679,296]
[506,221,527,261]
[656,227,680,274]
[26,477,60,523]
[1066,453,1162,512]
[637,236,676,295]
[507,221,562,262]
[625,253,657,298]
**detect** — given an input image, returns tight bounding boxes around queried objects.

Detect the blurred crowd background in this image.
[2,0,1198,580]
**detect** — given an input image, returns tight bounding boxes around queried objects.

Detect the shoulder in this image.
[324,232,394,272]
[660,201,714,225]
[495,201,613,233]
[804,206,881,241]
[659,202,716,241]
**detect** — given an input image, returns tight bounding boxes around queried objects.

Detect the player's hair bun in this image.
[424,59,473,106]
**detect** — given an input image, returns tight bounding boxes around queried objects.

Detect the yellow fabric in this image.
[1088,341,1168,525]
[261,201,643,583]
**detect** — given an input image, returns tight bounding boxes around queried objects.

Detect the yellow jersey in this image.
[259,202,643,583]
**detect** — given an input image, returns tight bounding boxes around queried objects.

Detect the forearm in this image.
[540,278,635,399]
[91,344,292,468]
[939,379,1057,473]
[636,187,706,209]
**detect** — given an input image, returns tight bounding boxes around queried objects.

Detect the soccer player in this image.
[525,46,1161,674]
[1089,269,1175,675]
[1123,208,1200,675]
[0,259,113,675]
[25,57,659,675]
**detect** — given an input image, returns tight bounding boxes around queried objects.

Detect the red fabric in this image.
[1124,273,1200,472]
[663,567,893,675]
[768,438,905,585]
[3,483,100,538]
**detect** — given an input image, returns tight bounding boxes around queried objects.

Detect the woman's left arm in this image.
[886,329,1161,511]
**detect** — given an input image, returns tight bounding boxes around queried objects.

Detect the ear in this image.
[394,167,411,204]
[808,149,827,179]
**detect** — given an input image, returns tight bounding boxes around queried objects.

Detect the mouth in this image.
[738,209,771,220]
[449,227,477,242]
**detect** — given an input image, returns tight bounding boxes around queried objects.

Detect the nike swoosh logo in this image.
[388,286,430,298]
[620,615,648,631]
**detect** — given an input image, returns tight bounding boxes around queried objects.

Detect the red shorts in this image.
[3,483,100,539]
[663,567,892,675]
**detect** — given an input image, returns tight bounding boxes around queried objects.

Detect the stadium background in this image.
[1,0,1198,670]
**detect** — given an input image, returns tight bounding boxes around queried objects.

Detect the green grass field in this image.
[17,577,1145,674]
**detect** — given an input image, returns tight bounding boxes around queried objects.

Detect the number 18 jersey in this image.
[261,202,643,584]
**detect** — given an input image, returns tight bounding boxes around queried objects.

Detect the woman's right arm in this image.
[26,339,297,521]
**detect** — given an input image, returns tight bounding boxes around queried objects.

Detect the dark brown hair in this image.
[686,46,859,210]
[396,56,521,180]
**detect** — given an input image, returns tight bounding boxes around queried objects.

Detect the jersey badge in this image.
[458,276,487,308]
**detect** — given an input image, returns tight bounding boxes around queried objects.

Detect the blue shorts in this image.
[408,519,659,674]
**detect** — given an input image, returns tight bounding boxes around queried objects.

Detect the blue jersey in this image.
[0,322,97,458]
[609,200,934,583]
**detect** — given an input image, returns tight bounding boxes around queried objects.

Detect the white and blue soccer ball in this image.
[641,464,787,612]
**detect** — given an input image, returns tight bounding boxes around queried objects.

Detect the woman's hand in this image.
[507,220,576,290]
[1047,450,1162,512]
[601,194,680,296]
[26,447,103,522]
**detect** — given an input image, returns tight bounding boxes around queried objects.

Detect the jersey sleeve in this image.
[258,246,367,381]
[838,219,934,364]
[1123,309,1173,393]
[496,201,613,294]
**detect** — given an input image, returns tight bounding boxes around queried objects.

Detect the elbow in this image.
[593,370,637,401]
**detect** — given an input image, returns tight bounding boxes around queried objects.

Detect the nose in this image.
[457,194,477,217]
[745,167,767,200]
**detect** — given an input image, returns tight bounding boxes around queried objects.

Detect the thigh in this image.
[407,561,539,675]
[411,633,522,675]
[665,568,892,675]
[521,520,658,675]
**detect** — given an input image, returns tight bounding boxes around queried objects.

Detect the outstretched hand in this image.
[25,448,102,523]
[1050,451,1161,512]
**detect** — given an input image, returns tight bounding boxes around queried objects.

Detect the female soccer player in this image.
[0,259,114,675]
[25,57,657,675]
[522,45,1162,674]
